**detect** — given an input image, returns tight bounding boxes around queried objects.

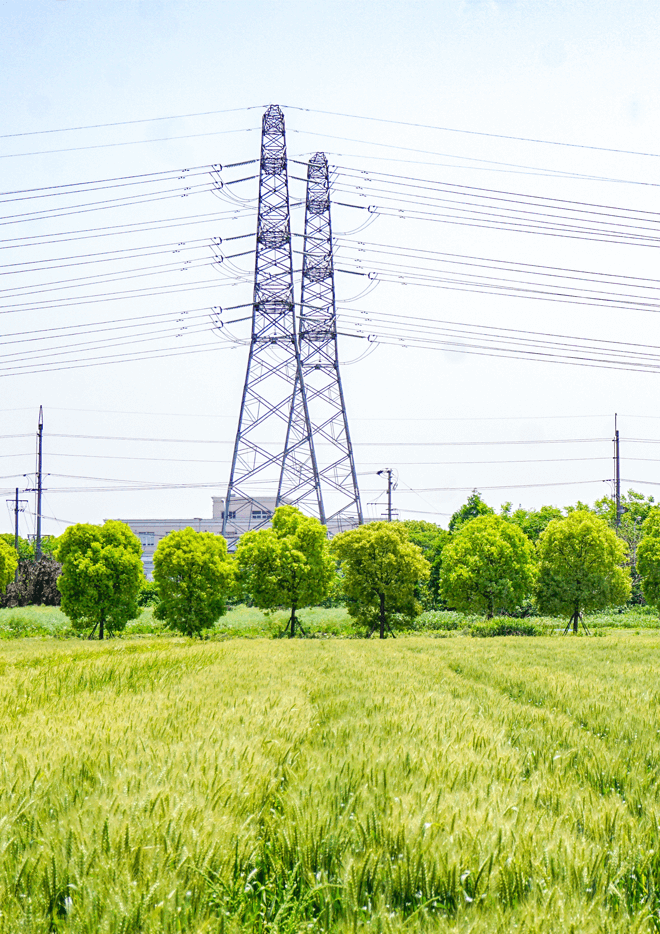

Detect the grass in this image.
[2,633,660,930]
[2,603,659,642]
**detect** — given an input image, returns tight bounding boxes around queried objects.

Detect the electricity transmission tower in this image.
[279,153,362,532]
[222,105,317,548]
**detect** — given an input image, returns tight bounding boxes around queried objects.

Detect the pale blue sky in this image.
[2,1,660,533]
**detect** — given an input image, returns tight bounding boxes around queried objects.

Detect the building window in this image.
[221,511,236,519]
[138,532,155,548]
[251,510,272,521]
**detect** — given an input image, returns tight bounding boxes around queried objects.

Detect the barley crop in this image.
[1,634,660,932]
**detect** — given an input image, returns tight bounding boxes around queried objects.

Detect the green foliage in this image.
[593,488,655,528]
[0,538,18,594]
[470,619,541,637]
[448,490,494,532]
[0,533,58,561]
[394,520,443,609]
[428,528,451,607]
[564,499,593,514]
[594,489,656,603]
[505,504,564,543]
[536,511,631,629]
[636,507,660,611]
[55,520,144,638]
[137,578,159,607]
[395,519,442,555]
[331,521,430,637]
[236,506,335,637]
[440,515,536,618]
[153,527,233,636]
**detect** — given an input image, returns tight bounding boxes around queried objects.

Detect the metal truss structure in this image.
[279,153,363,533]
[222,105,320,548]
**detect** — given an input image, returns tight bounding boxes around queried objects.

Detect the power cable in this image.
[0,104,266,139]
[0,126,260,160]
[283,104,660,160]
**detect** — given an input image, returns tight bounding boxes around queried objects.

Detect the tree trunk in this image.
[572,610,579,634]
[379,593,386,639]
[99,613,105,640]
[289,602,296,638]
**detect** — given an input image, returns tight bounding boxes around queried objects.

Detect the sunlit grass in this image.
[2,603,659,642]
[1,633,660,931]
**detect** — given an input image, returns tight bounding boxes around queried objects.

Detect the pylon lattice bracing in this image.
[222,105,316,548]
[279,153,363,533]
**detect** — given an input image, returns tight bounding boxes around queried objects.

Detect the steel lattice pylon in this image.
[279,152,363,533]
[222,105,320,548]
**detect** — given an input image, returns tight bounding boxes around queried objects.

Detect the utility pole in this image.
[377,468,394,521]
[36,405,44,559]
[614,413,622,528]
[5,488,27,583]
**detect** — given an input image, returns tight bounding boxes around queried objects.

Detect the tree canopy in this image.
[536,511,630,631]
[440,515,535,618]
[236,506,334,637]
[594,489,656,603]
[56,521,144,638]
[448,491,494,533]
[503,505,564,543]
[395,520,443,556]
[0,533,58,561]
[0,538,18,594]
[635,507,660,611]
[153,528,234,636]
[331,521,430,638]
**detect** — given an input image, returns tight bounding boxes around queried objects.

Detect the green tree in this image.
[428,529,451,608]
[331,522,430,638]
[395,520,442,556]
[0,538,18,594]
[636,507,660,611]
[593,489,655,603]
[153,528,233,636]
[448,490,494,533]
[236,506,334,637]
[395,520,443,609]
[56,521,144,639]
[503,505,564,543]
[440,515,535,618]
[536,511,630,632]
[0,533,58,561]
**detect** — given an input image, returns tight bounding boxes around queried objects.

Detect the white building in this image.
[119,495,359,579]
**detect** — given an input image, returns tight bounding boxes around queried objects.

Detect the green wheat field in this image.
[2,624,660,932]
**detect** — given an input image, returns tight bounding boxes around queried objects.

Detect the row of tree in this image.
[2,489,660,638]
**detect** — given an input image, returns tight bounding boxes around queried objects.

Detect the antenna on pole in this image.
[614,413,622,528]
[35,405,44,559]
[222,104,311,550]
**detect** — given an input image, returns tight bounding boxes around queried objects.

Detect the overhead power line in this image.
[283,104,660,160]
[0,127,260,160]
[0,105,267,139]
